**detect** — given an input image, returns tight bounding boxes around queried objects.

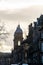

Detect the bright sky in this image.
[0,0,43,10]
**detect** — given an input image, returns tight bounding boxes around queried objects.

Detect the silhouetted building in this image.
[14,24,23,49]
[0,52,11,65]
[0,15,43,65]
[22,15,43,64]
[11,25,24,64]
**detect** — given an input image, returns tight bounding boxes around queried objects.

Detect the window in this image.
[41,32,43,38]
[22,64,28,65]
[33,53,37,57]
[41,56,43,63]
[18,41,21,46]
[25,52,27,58]
[41,42,43,52]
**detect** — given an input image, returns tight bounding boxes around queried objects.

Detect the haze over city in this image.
[0,0,43,52]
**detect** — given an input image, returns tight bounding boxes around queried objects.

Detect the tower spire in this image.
[18,20,20,26]
[13,24,23,49]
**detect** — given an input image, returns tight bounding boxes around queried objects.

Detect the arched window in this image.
[18,41,21,46]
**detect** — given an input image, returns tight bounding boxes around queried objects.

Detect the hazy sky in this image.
[0,0,43,52]
[0,0,43,10]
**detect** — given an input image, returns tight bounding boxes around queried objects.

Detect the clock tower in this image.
[13,25,23,49]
